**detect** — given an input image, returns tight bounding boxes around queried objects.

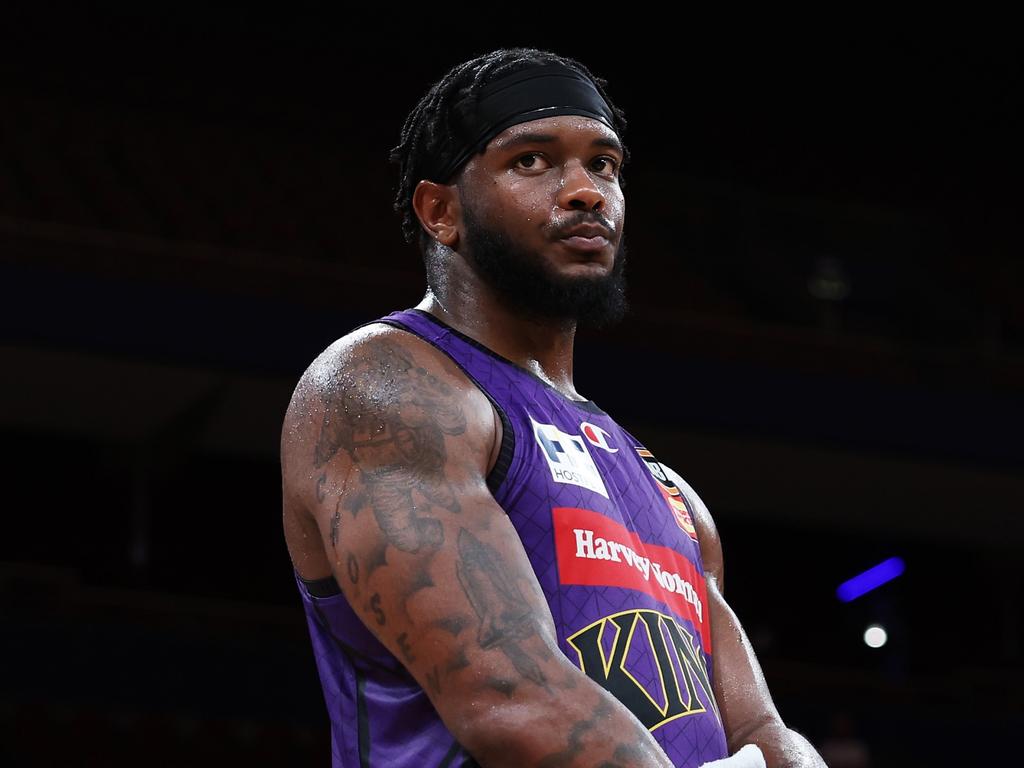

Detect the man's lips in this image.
[558,235,610,252]
[555,221,613,253]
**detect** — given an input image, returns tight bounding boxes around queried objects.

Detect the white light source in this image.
[863,624,888,648]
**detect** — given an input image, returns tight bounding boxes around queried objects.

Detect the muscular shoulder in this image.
[280,322,498,511]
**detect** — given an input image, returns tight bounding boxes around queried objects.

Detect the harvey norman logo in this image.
[531,415,609,499]
[552,507,710,643]
[573,527,703,623]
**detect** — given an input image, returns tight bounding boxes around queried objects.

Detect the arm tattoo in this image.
[455,527,548,689]
[485,677,517,698]
[396,632,416,663]
[535,699,613,768]
[426,665,442,696]
[369,593,386,626]
[313,340,467,553]
[329,500,341,547]
[433,615,469,637]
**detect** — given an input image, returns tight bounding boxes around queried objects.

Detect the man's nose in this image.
[556,162,605,212]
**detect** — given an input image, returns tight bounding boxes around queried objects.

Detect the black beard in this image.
[459,202,629,330]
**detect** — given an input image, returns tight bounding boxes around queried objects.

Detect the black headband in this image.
[430,62,618,184]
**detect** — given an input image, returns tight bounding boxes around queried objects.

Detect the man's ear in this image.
[413,180,461,249]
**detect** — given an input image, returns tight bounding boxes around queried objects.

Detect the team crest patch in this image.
[531,415,609,499]
[636,448,698,542]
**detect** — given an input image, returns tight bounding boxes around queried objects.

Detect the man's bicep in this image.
[297,331,568,734]
[335,483,562,694]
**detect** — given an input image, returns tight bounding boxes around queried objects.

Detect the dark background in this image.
[1,9,1021,767]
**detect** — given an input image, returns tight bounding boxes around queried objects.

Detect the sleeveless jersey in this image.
[294,308,729,768]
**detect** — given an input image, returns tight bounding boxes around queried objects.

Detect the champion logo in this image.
[580,422,618,453]
[531,415,609,499]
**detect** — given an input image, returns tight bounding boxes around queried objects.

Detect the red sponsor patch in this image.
[553,507,711,653]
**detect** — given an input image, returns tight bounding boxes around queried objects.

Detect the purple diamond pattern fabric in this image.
[294,308,729,767]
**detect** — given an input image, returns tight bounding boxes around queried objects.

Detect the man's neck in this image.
[415,290,585,402]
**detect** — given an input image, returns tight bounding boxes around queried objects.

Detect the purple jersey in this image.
[294,308,729,767]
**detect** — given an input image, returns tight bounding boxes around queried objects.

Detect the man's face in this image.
[454,115,628,329]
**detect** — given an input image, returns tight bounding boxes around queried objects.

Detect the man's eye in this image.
[592,156,619,175]
[515,153,551,170]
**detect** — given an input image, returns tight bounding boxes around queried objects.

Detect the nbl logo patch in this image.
[636,448,699,542]
[531,415,609,499]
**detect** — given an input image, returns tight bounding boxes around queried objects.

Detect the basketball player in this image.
[280,48,826,768]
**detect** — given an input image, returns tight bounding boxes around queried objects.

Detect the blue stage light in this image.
[836,557,905,602]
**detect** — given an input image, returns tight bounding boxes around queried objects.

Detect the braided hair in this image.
[388,48,630,270]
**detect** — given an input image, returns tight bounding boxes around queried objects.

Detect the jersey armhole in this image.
[374,318,516,498]
[296,569,343,598]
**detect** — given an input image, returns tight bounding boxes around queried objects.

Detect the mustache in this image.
[549,211,616,240]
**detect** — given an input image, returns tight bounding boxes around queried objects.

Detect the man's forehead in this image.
[486,115,623,153]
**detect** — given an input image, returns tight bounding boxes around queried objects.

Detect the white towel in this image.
[698,743,767,768]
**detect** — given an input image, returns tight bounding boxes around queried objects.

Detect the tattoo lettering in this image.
[315,472,326,503]
[313,341,466,554]
[396,632,416,663]
[455,528,547,688]
[369,593,386,626]
[346,553,359,584]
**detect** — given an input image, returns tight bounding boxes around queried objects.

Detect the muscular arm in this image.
[282,326,674,768]
[663,467,826,768]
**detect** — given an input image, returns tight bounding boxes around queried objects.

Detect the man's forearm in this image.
[740,720,826,768]
[458,674,675,768]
